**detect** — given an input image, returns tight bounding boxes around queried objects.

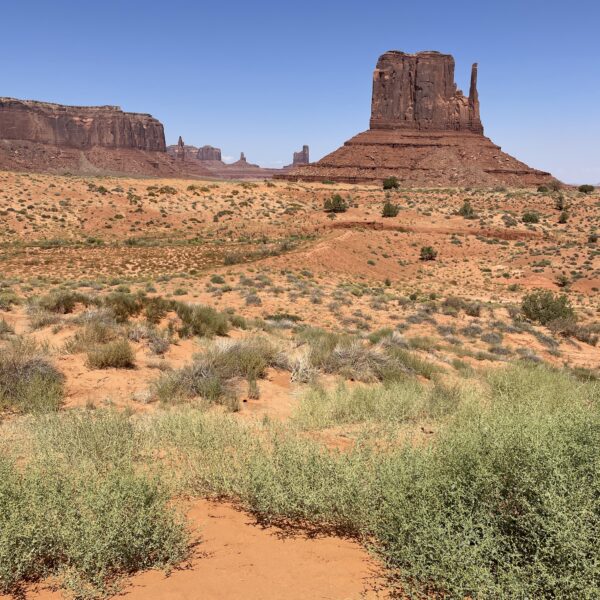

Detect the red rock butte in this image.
[279,50,556,187]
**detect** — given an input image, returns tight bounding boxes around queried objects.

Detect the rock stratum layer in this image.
[280,50,555,187]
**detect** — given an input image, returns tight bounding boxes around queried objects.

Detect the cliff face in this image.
[370,51,482,133]
[0,98,166,151]
[197,145,222,161]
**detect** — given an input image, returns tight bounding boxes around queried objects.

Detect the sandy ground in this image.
[1,500,387,600]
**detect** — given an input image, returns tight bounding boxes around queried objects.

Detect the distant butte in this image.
[279,50,556,187]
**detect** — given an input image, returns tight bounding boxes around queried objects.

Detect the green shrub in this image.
[38,290,89,314]
[0,465,185,595]
[382,176,399,190]
[578,184,595,194]
[419,246,438,261]
[537,185,549,193]
[175,303,229,338]
[522,211,540,224]
[323,194,348,213]
[144,296,174,324]
[558,210,568,223]
[104,292,143,323]
[457,199,475,219]
[521,290,575,325]
[381,200,400,218]
[86,339,135,369]
[0,337,63,413]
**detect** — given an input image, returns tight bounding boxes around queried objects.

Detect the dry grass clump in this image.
[0,337,63,413]
[297,327,438,382]
[154,337,280,408]
[86,339,135,369]
[175,303,230,338]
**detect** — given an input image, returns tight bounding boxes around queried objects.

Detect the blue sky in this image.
[1,0,598,182]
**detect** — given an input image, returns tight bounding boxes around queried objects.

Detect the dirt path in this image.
[3,500,387,600]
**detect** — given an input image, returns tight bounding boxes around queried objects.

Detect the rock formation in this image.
[197,145,222,161]
[279,51,555,187]
[176,136,185,161]
[0,98,166,151]
[369,51,482,133]
[293,145,310,165]
[0,97,216,177]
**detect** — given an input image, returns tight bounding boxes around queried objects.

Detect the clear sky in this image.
[1,0,598,182]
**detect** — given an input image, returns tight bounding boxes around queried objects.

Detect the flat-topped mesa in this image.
[0,97,166,151]
[369,51,483,134]
[292,145,310,165]
[197,145,222,161]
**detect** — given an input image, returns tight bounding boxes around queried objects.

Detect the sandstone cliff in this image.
[370,51,482,133]
[0,98,166,151]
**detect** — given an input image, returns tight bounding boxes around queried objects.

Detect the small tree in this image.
[578,184,595,194]
[383,176,399,190]
[537,185,549,193]
[324,194,348,213]
[457,199,476,219]
[521,290,575,325]
[420,246,438,261]
[558,210,568,224]
[554,194,566,211]
[382,200,400,218]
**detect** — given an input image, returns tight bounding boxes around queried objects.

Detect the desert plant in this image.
[86,339,135,369]
[381,200,400,218]
[522,211,540,224]
[578,184,595,194]
[521,290,575,325]
[37,290,89,314]
[419,246,438,261]
[323,194,348,213]
[0,337,63,413]
[175,303,229,338]
[457,199,476,219]
[382,176,399,190]
[104,292,143,323]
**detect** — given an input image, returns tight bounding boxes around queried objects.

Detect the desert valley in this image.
[0,21,599,600]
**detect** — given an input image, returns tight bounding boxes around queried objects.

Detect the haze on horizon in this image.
[1,0,598,183]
